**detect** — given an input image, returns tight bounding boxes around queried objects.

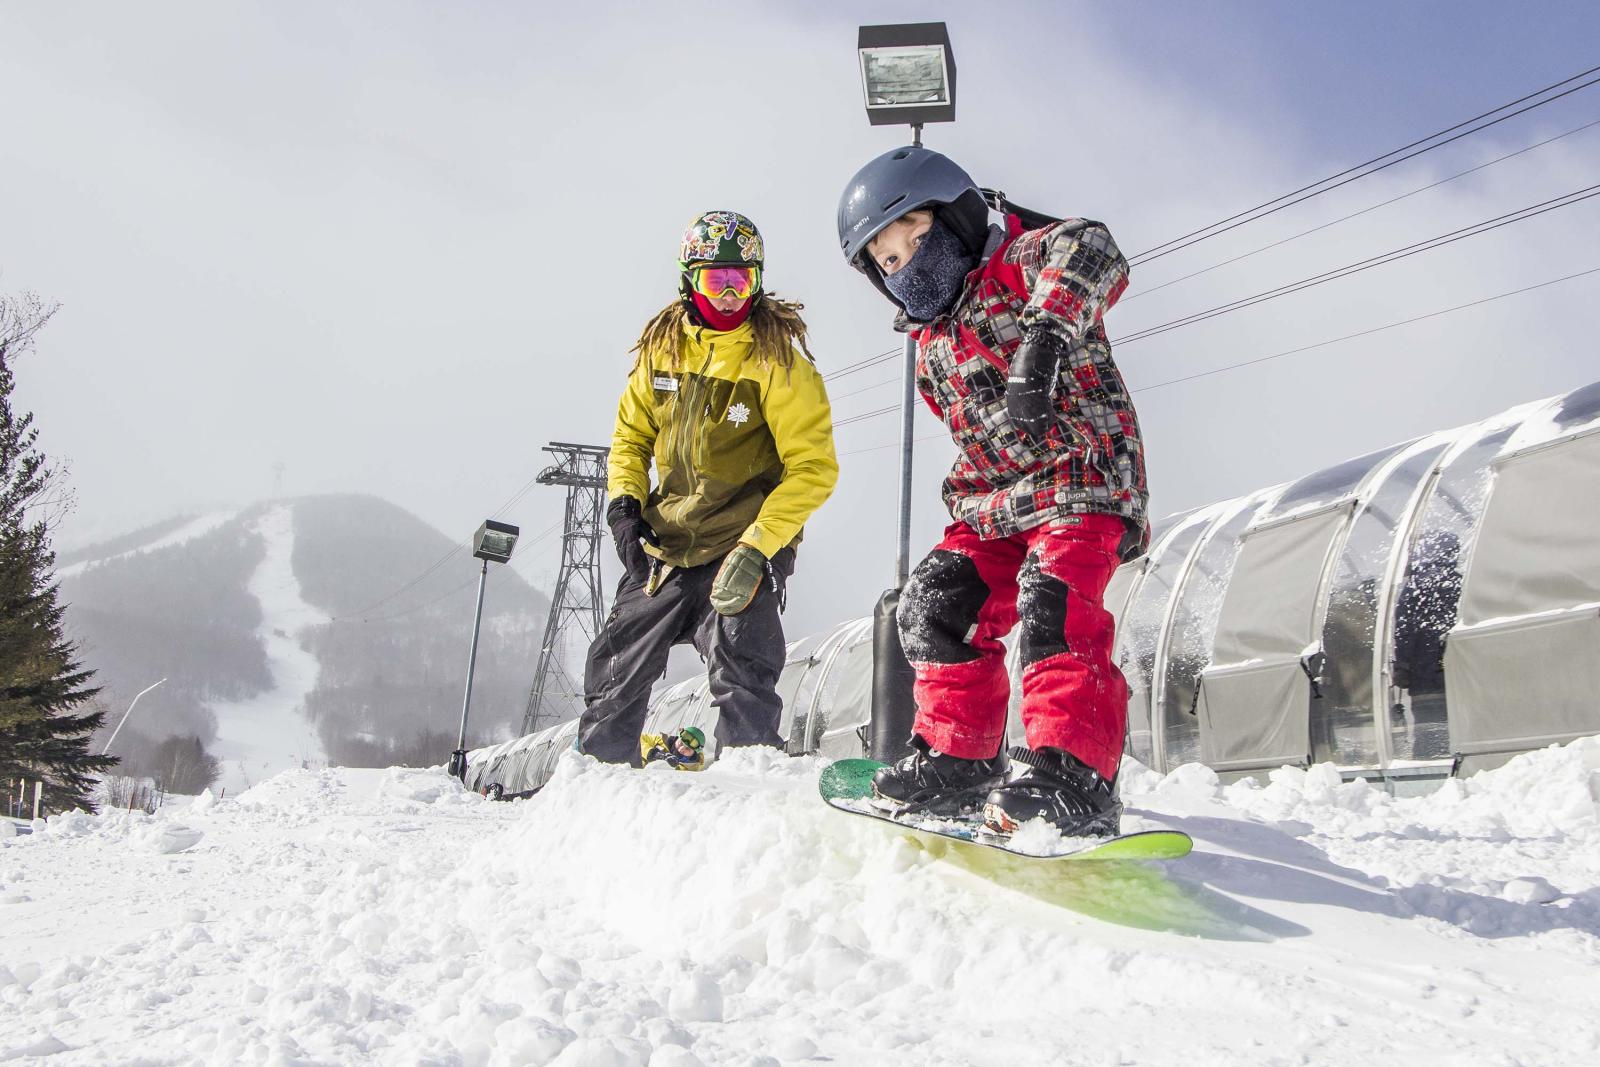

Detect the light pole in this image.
[856,22,957,762]
[859,21,957,583]
[449,519,520,781]
[102,678,167,756]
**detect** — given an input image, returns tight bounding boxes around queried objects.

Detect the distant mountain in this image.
[59,494,561,792]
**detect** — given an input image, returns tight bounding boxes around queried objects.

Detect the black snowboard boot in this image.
[872,736,1009,817]
[982,747,1121,837]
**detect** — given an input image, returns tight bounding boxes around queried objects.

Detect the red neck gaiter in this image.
[691,292,754,332]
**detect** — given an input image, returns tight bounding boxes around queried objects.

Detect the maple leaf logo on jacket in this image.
[727,402,751,426]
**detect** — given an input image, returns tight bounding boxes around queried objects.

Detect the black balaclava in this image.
[881,215,977,322]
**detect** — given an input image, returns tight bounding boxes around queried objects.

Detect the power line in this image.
[334,338,901,622]
[341,517,566,625]
[1116,182,1600,347]
[827,184,1600,430]
[1136,264,1600,392]
[839,431,947,458]
[834,264,1600,449]
[827,374,901,404]
[333,337,899,621]
[333,469,554,620]
[1125,115,1600,303]
[1127,63,1600,266]
[824,347,899,381]
[833,404,901,429]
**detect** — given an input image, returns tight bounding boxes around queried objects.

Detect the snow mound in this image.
[2,743,1599,1064]
[1219,735,1600,840]
[130,822,204,854]
[233,766,351,812]
[375,765,481,807]
[1437,735,1600,837]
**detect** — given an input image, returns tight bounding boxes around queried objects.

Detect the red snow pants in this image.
[895,514,1129,780]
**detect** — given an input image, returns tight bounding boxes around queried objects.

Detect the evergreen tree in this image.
[0,293,111,813]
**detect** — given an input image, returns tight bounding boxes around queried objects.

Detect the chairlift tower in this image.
[521,442,610,736]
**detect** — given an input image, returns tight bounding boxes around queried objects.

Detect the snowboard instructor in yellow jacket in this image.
[577,211,838,766]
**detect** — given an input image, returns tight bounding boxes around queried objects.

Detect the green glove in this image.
[710,544,769,616]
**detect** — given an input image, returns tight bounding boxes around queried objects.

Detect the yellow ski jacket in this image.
[608,317,838,568]
[640,733,706,771]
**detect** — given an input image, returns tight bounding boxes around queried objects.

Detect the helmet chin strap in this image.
[689,290,755,331]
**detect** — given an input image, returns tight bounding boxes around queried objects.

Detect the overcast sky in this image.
[6,0,1600,640]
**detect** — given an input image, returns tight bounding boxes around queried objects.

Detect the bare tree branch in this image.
[0,292,61,359]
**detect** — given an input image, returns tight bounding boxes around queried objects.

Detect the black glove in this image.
[1006,327,1072,445]
[606,496,655,584]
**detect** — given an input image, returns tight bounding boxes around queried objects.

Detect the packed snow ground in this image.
[3,740,1599,1067]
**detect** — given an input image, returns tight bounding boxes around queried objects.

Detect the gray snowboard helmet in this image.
[837,145,991,302]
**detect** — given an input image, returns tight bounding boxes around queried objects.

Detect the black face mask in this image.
[881,215,977,322]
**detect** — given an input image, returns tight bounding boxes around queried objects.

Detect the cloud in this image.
[4,1,1598,645]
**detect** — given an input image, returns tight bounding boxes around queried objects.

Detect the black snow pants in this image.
[577,547,793,766]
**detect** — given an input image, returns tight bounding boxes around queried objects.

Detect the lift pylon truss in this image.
[522,442,610,736]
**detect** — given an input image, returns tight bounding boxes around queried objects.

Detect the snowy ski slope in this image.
[2,740,1598,1065]
[205,504,328,794]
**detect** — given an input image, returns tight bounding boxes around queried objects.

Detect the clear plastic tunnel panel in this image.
[1551,379,1600,432]
[1258,443,1406,522]
[1315,439,1451,767]
[811,623,874,759]
[1192,442,1404,774]
[1115,514,1209,769]
[782,630,841,750]
[1159,497,1273,771]
[1443,390,1600,760]
[1197,503,1349,772]
[1387,421,1517,761]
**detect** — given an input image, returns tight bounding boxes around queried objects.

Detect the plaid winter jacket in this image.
[910,214,1148,555]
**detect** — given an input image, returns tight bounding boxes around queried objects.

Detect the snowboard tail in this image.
[820,758,1191,862]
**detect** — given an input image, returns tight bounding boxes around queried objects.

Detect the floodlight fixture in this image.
[858,22,956,133]
[451,517,520,779]
[472,519,519,564]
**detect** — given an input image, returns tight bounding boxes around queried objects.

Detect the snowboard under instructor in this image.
[837,147,1148,837]
[577,211,838,765]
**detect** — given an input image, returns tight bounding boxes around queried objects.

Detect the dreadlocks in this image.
[631,294,816,374]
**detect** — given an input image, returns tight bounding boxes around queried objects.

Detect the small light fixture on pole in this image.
[855,22,957,764]
[858,22,956,147]
[449,519,519,781]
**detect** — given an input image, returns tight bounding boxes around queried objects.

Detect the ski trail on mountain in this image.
[209,505,328,793]
[56,509,240,580]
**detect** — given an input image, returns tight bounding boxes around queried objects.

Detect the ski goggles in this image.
[688,264,760,300]
[678,731,704,752]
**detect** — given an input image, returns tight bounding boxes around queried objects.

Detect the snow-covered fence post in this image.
[32,780,43,820]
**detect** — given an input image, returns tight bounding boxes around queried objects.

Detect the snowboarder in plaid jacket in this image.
[836,146,1148,837]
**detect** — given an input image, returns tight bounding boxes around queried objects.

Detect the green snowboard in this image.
[819,758,1192,862]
